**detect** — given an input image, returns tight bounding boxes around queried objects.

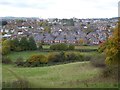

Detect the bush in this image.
[66,52,83,61]
[50,43,68,51]
[83,55,91,61]
[2,46,10,55]
[48,53,57,62]
[68,45,75,50]
[83,44,88,46]
[26,54,48,67]
[48,52,66,62]
[2,56,12,64]
[90,54,106,67]
[15,56,24,66]
[38,43,43,50]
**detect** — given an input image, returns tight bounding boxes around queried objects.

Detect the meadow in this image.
[2,62,118,88]
[2,45,118,88]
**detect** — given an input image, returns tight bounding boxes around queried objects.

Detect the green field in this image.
[2,45,118,88]
[6,51,98,61]
[75,45,98,49]
[2,62,117,88]
[6,51,49,61]
[43,45,98,50]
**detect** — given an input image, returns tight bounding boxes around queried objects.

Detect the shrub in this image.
[50,43,68,51]
[2,46,10,55]
[48,52,66,62]
[83,55,91,61]
[83,44,88,46]
[66,52,83,61]
[2,56,12,64]
[38,43,43,50]
[15,56,24,66]
[68,45,75,50]
[2,39,11,55]
[14,47,22,52]
[48,53,57,62]
[26,54,48,67]
[90,54,106,67]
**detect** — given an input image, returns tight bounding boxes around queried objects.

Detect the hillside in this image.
[2,62,117,88]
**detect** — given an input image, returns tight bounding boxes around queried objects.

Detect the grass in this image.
[2,62,118,88]
[42,45,50,49]
[5,45,98,61]
[75,45,98,50]
[43,45,98,50]
[2,45,118,88]
[6,50,98,61]
[6,51,49,61]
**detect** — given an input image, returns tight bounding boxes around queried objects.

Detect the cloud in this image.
[0,0,119,18]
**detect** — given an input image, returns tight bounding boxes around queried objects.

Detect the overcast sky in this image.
[0,0,119,19]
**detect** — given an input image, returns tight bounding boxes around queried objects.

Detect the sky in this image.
[0,0,119,19]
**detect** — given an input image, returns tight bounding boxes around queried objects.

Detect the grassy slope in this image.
[2,62,117,88]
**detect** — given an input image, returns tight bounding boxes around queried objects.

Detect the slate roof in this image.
[34,34,44,41]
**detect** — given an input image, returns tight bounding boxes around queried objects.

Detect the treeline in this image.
[2,36,38,55]
[2,38,76,55]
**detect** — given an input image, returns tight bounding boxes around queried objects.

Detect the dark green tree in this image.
[11,38,20,51]
[68,45,75,50]
[19,37,29,51]
[28,36,37,50]
[38,43,43,50]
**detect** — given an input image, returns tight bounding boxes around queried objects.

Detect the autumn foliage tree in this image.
[105,23,120,65]
[99,20,120,66]
[2,39,11,55]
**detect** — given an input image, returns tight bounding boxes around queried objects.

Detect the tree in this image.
[68,45,75,50]
[19,37,29,51]
[99,21,120,66]
[38,43,43,50]
[105,23,120,65]
[2,40,11,55]
[50,43,68,51]
[78,39,84,45]
[11,38,21,51]
[44,26,51,33]
[28,36,37,50]
[1,20,8,26]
